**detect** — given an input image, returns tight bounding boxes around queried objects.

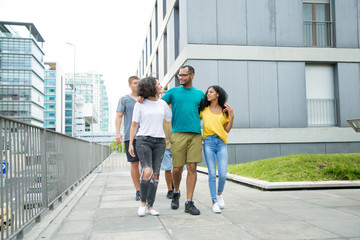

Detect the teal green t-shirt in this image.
[162,86,204,134]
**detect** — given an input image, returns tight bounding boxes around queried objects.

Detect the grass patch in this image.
[227,153,360,182]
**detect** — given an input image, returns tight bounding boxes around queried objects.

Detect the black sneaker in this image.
[171,191,180,209]
[185,201,200,215]
[166,190,173,199]
[136,191,141,201]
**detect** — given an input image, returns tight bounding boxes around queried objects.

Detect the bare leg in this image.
[131,161,140,191]
[172,166,183,192]
[186,162,197,200]
[164,170,173,191]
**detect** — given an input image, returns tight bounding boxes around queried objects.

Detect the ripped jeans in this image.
[136,136,166,207]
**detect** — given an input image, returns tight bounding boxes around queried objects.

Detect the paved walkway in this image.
[26,153,360,240]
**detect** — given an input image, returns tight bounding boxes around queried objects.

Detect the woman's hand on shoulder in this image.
[137,96,144,103]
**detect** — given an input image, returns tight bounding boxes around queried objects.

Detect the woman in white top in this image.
[129,77,172,217]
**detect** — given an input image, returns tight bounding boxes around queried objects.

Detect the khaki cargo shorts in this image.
[171,132,203,168]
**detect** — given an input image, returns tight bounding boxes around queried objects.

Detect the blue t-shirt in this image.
[162,86,204,134]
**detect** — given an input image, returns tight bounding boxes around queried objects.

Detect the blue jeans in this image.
[203,135,228,203]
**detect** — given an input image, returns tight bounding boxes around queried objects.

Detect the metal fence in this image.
[304,21,333,47]
[0,116,110,240]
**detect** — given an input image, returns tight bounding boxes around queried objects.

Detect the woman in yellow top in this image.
[200,85,234,214]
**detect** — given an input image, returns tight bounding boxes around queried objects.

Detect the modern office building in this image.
[99,79,110,132]
[0,21,45,127]
[137,0,360,163]
[65,72,110,136]
[44,62,65,133]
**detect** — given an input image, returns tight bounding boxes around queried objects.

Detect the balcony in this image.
[304,21,333,47]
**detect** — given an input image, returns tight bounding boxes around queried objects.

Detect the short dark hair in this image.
[180,65,195,74]
[137,77,157,99]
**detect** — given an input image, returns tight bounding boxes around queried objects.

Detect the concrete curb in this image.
[197,166,360,191]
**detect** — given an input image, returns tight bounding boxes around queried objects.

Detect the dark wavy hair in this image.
[200,85,228,117]
[137,77,157,99]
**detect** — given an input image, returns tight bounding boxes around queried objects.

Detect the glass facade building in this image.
[0,21,45,127]
[99,79,110,132]
[44,62,65,133]
[65,72,110,136]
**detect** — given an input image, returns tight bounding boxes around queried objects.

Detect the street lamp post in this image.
[66,42,76,137]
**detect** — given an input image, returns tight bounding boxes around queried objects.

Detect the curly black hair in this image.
[200,85,229,117]
[137,77,157,99]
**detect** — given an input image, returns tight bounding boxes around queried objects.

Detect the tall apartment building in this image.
[0,21,45,127]
[65,72,109,136]
[99,79,110,132]
[44,62,65,133]
[137,0,360,163]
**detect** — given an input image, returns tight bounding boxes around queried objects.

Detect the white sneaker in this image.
[138,205,146,217]
[217,195,225,209]
[146,209,160,216]
[212,202,221,213]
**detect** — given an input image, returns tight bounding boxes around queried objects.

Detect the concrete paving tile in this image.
[168,224,257,240]
[306,198,360,207]
[56,220,92,235]
[90,230,171,240]
[102,189,135,196]
[52,233,87,240]
[242,220,341,239]
[95,207,138,219]
[282,190,343,200]
[276,207,356,221]
[101,195,134,201]
[308,218,360,238]
[67,209,97,221]
[255,199,318,209]
[334,206,360,217]
[325,189,360,199]
[92,216,163,233]
[160,212,232,228]
[99,200,139,209]
[222,208,296,224]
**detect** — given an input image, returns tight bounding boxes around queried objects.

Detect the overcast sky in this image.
[0,0,156,123]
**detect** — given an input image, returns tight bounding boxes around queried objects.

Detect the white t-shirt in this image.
[132,99,172,138]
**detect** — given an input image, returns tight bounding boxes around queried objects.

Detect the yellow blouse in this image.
[200,106,230,143]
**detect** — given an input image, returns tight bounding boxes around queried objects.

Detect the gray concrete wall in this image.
[186,0,217,44]
[247,0,276,46]
[275,0,304,46]
[185,0,305,46]
[184,60,309,129]
[334,0,360,48]
[278,62,307,127]
[248,61,279,127]
[167,11,176,69]
[217,0,247,45]
[336,63,360,126]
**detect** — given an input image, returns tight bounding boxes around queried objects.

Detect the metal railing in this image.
[0,116,110,240]
[304,21,333,47]
[307,98,337,126]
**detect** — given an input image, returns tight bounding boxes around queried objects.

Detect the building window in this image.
[305,64,337,126]
[303,0,333,47]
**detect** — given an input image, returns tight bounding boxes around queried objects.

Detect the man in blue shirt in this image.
[162,65,204,215]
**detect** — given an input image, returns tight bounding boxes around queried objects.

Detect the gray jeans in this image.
[136,136,166,207]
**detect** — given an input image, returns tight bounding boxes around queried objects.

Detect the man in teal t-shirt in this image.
[162,65,204,215]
